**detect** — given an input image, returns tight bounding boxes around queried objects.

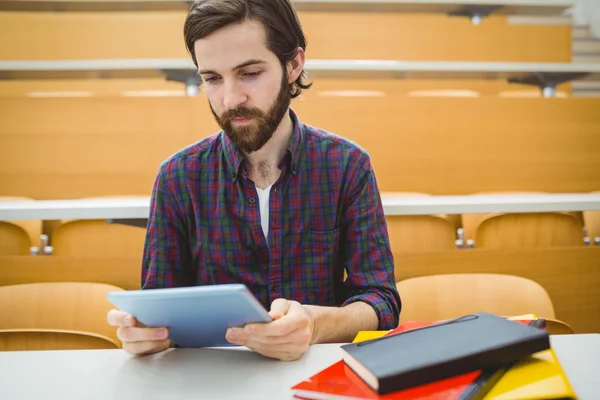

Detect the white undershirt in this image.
[255,184,272,244]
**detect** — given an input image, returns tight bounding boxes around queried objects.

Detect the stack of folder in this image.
[292,313,576,400]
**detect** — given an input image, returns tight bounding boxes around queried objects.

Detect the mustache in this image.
[220,107,263,122]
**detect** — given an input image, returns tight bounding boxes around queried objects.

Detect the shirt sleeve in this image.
[141,162,193,289]
[339,153,401,330]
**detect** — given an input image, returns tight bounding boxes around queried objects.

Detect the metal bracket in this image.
[161,69,201,96]
[508,72,591,97]
[107,218,148,228]
[448,5,502,24]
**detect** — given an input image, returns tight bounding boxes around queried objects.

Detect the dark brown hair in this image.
[184,0,312,98]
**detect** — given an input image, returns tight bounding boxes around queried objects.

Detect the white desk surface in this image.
[1,59,599,82]
[0,334,597,400]
[1,193,599,221]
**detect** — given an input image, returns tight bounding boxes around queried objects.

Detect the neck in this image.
[244,109,292,170]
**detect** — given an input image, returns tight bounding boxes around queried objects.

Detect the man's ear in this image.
[287,47,306,84]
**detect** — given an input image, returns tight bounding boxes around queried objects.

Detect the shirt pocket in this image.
[300,228,341,305]
[302,228,339,254]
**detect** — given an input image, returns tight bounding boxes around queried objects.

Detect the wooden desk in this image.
[0,335,597,399]
[1,60,598,97]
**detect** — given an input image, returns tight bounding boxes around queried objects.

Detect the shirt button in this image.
[249,197,256,204]
[270,284,279,292]
[231,171,236,178]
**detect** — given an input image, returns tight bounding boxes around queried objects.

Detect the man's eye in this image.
[243,71,262,78]
[203,76,220,83]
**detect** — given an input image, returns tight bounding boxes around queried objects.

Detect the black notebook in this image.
[340,312,550,395]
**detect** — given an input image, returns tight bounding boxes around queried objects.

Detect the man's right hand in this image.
[107,309,171,355]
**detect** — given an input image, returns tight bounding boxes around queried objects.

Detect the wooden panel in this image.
[0,78,188,97]
[293,96,600,194]
[0,256,142,290]
[0,97,195,135]
[1,96,599,198]
[302,13,571,62]
[0,12,571,62]
[0,174,156,199]
[0,11,188,60]
[52,220,147,257]
[1,247,598,333]
[394,247,600,334]
[0,96,216,198]
[0,331,119,351]
[386,215,457,253]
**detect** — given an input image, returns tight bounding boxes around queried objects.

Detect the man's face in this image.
[194,19,291,153]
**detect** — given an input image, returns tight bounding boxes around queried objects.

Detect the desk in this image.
[1,60,599,97]
[0,335,598,399]
[1,193,600,222]
[5,59,600,78]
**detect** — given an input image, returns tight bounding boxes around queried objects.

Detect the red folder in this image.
[293,360,491,400]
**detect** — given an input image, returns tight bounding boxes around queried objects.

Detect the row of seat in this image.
[0,210,595,256]
[388,211,590,252]
[0,273,575,351]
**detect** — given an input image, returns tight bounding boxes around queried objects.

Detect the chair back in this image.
[0,282,124,350]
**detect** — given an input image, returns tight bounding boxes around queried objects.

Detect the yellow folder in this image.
[482,347,577,400]
[352,330,388,343]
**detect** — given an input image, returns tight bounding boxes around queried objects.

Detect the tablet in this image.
[106,284,272,348]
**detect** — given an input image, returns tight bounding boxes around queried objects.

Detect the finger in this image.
[107,309,136,327]
[248,303,308,337]
[245,330,299,347]
[123,338,171,356]
[268,312,284,321]
[117,326,169,343]
[268,298,291,319]
[225,328,248,345]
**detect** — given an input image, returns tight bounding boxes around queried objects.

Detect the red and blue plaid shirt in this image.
[142,109,401,329]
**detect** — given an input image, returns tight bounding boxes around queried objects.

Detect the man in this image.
[107,0,400,361]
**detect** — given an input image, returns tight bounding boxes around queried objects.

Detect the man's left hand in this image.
[225,298,314,361]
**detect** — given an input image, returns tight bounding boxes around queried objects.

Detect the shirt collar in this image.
[221,108,304,181]
[286,108,304,176]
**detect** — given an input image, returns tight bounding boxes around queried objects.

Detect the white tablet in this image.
[106,284,272,348]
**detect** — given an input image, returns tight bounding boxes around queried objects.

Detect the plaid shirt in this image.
[142,109,401,329]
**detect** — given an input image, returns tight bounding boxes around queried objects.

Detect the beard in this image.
[210,72,291,154]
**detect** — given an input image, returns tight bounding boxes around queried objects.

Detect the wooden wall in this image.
[1,94,599,199]
[0,9,582,199]
[1,247,598,333]
[394,247,600,334]
[0,12,571,61]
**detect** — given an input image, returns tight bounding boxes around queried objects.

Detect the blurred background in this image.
[0,0,599,350]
